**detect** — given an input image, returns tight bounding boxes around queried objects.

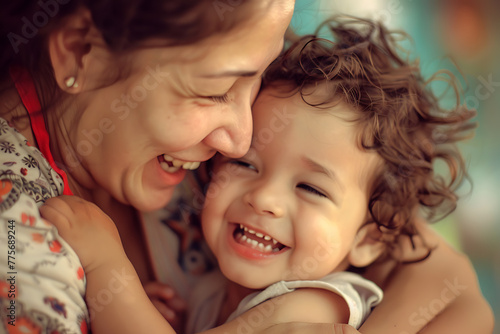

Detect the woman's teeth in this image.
[160,154,201,172]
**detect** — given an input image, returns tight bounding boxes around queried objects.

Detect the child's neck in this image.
[217,280,257,326]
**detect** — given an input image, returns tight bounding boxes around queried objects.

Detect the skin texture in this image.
[0,0,294,288]
[40,195,176,334]
[41,88,494,333]
[202,87,384,292]
[41,85,378,331]
[43,3,293,213]
[41,194,351,333]
[6,1,493,332]
[358,220,494,333]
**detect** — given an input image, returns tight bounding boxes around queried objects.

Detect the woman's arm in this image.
[41,196,176,334]
[359,220,494,334]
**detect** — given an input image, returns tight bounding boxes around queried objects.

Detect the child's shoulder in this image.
[235,272,382,328]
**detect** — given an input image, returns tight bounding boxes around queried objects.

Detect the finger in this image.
[39,203,71,230]
[144,282,175,300]
[150,299,176,321]
[332,324,360,334]
[164,294,187,312]
[55,195,97,216]
[43,196,75,218]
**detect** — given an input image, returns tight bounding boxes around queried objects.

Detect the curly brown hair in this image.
[263,17,476,262]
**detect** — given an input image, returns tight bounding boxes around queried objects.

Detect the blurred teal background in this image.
[291,0,499,332]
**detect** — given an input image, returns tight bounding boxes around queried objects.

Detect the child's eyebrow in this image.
[302,156,345,193]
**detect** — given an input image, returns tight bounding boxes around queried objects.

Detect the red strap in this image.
[9,66,73,195]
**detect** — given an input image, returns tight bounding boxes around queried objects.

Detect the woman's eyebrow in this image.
[200,70,259,78]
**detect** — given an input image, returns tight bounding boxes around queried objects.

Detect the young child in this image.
[40,17,475,334]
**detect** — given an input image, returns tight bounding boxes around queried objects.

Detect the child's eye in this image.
[297,184,327,198]
[229,159,256,171]
[210,93,229,104]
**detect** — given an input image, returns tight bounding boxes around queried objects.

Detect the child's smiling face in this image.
[201,86,382,289]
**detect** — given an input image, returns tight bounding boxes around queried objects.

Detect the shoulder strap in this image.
[9,66,73,195]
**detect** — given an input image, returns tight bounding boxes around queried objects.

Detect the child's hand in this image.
[144,281,187,332]
[40,195,124,272]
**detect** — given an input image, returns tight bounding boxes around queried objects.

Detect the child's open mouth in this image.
[233,224,288,254]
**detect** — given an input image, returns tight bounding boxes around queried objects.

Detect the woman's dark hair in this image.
[1,0,260,92]
[263,17,476,262]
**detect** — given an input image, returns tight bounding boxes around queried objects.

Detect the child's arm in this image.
[40,196,176,334]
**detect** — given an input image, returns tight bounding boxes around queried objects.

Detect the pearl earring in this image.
[64,76,79,88]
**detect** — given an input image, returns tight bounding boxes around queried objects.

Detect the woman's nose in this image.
[202,100,253,158]
[243,182,285,218]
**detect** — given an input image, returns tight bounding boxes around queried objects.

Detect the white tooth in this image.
[244,227,248,232]
[160,162,180,173]
[264,245,272,252]
[240,224,244,229]
[264,235,271,241]
[182,162,192,169]
[160,161,169,170]
[257,243,265,251]
[256,232,264,238]
[191,162,201,169]
[245,238,252,244]
[163,154,174,162]
[167,166,180,173]
[273,247,280,252]
[241,235,247,242]
[251,240,258,247]
[248,229,256,234]
[272,239,278,245]
[172,159,184,167]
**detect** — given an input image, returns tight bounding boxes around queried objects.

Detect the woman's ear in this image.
[347,223,386,268]
[47,8,98,92]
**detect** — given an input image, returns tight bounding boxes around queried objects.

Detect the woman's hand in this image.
[359,220,494,333]
[144,281,187,332]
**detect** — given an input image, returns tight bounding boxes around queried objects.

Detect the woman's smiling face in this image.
[65,1,294,211]
[201,87,381,289]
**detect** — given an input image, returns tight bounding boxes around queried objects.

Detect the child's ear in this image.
[347,223,386,268]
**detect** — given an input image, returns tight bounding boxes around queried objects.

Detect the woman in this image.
[0,1,492,333]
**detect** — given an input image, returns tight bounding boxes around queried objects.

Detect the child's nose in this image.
[243,182,285,218]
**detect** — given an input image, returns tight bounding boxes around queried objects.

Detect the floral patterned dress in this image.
[0,67,89,334]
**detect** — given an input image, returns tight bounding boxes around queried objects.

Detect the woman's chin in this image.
[125,187,176,213]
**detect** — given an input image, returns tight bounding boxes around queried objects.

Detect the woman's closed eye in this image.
[297,184,327,198]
